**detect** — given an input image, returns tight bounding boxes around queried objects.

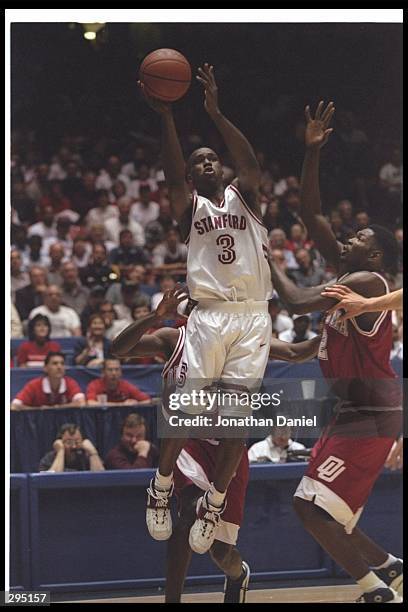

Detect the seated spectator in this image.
[98,301,128,341]
[354,210,370,231]
[39,179,72,216]
[45,242,67,286]
[278,314,317,343]
[29,285,81,337]
[113,281,150,323]
[262,198,282,233]
[27,205,57,240]
[71,170,98,222]
[279,187,302,235]
[42,216,75,259]
[329,210,354,243]
[269,228,298,270]
[105,264,155,304]
[95,156,130,199]
[336,199,355,235]
[130,183,160,227]
[39,423,104,472]
[128,162,157,200]
[87,224,116,253]
[71,236,92,269]
[11,351,85,410]
[105,413,159,470]
[60,261,90,313]
[289,248,326,288]
[11,178,37,225]
[85,188,118,228]
[80,242,119,290]
[11,223,29,256]
[248,425,306,463]
[11,249,30,300]
[73,314,112,367]
[15,265,49,322]
[285,224,313,253]
[108,229,150,270]
[86,358,151,406]
[80,285,107,334]
[379,147,402,199]
[152,228,188,276]
[104,196,145,246]
[16,314,62,367]
[390,324,403,360]
[21,235,49,270]
[11,302,23,338]
[268,297,293,336]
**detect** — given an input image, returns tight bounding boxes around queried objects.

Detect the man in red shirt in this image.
[105,413,159,469]
[86,358,152,406]
[11,352,86,410]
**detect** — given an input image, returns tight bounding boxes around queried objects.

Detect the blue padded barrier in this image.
[9,475,31,590]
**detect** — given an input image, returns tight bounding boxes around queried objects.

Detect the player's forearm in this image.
[268,258,306,311]
[161,112,187,187]
[300,148,322,220]
[111,312,162,356]
[288,335,321,362]
[49,450,65,472]
[89,453,105,471]
[210,111,260,176]
[365,289,403,313]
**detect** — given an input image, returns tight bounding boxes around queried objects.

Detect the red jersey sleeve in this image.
[86,379,103,400]
[122,380,151,402]
[65,377,83,401]
[16,343,29,366]
[15,379,39,405]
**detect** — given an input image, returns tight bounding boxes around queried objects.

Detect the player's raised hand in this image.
[305,101,335,149]
[196,64,220,117]
[138,81,172,115]
[321,284,366,321]
[156,284,189,319]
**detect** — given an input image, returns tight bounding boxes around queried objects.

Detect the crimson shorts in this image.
[173,439,249,545]
[295,407,402,533]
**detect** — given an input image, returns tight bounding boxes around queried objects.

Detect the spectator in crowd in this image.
[336,199,355,235]
[278,314,317,343]
[104,264,152,303]
[16,314,62,367]
[46,242,67,286]
[279,187,302,235]
[130,183,160,227]
[354,210,370,231]
[61,159,83,201]
[29,285,81,337]
[128,162,157,199]
[268,297,294,337]
[71,236,92,269]
[73,314,112,367]
[60,261,90,313]
[87,223,116,254]
[85,189,118,228]
[42,216,75,259]
[379,147,402,199]
[11,302,23,338]
[248,425,306,463]
[105,413,159,470]
[11,223,29,255]
[109,229,150,270]
[11,249,30,300]
[390,323,403,360]
[269,228,298,269]
[121,147,150,180]
[111,179,128,202]
[11,178,37,225]
[21,235,48,270]
[113,281,150,323]
[25,162,50,202]
[80,242,119,290]
[289,248,326,288]
[48,145,74,180]
[262,198,282,233]
[104,196,145,246]
[14,265,49,322]
[98,301,128,341]
[11,352,85,410]
[27,205,57,240]
[329,210,354,243]
[152,228,188,277]
[270,248,288,273]
[39,423,105,472]
[86,358,151,405]
[95,155,130,197]
[39,179,72,216]
[286,223,313,253]
[71,170,98,222]
[80,285,107,334]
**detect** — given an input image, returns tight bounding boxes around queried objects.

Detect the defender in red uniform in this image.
[269,101,403,603]
[112,287,321,603]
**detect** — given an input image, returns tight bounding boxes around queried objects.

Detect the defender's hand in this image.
[305,101,335,149]
[156,284,189,319]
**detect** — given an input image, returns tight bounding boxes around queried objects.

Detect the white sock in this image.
[154,470,173,491]
[207,485,226,508]
[372,554,399,570]
[357,571,388,593]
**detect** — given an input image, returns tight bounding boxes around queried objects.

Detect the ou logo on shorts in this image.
[316,456,346,482]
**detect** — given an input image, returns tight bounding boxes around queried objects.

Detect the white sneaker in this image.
[356,586,402,603]
[146,478,173,541]
[189,490,225,554]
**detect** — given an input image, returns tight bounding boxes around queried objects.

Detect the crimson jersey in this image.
[318,272,400,405]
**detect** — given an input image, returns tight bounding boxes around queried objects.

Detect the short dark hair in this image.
[57,423,82,438]
[121,413,146,433]
[28,314,51,341]
[369,224,399,275]
[44,351,65,365]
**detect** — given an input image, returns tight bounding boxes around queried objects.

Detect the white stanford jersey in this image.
[185,184,272,301]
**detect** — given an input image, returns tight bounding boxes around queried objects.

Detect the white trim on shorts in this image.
[197,299,268,314]
[176,448,240,545]
[294,475,364,534]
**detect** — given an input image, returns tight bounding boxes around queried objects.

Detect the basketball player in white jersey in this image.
[112,286,322,602]
[139,63,273,554]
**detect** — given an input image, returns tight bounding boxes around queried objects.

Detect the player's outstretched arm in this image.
[197,63,262,218]
[270,335,321,362]
[138,82,192,226]
[321,286,403,321]
[300,101,342,270]
[111,286,188,358]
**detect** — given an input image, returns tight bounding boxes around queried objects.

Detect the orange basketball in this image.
[139,48,192,102]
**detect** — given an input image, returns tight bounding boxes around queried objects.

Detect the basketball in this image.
[139,48,192,102]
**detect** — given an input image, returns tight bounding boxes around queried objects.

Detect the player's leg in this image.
[165,486,200,603]
[210,541,250,604]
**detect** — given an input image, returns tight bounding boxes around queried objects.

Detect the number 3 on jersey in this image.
[216,233,236,264]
